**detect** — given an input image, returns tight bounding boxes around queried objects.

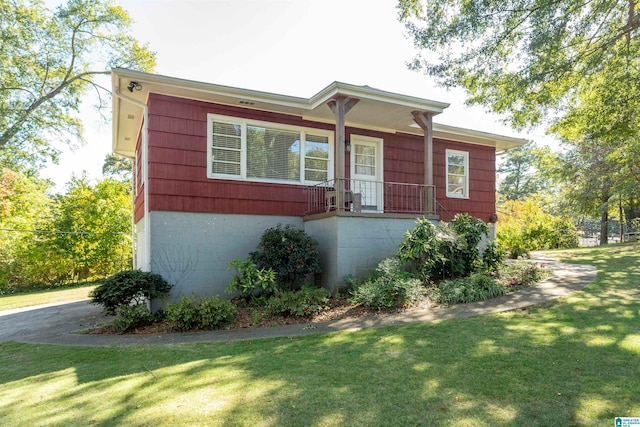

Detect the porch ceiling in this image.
[112,69,526,157]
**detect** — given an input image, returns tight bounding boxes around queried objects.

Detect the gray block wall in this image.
[148,211,302,302]
[143,211,495,303]
[304,216,430,288]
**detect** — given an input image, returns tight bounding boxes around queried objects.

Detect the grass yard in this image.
[0,285,96,312]
[0,243,638,426]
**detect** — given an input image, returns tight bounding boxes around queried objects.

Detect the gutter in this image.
[113,87,151,272]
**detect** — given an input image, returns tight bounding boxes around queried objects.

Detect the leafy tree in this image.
[497,141,553,202]
[103,153,132,181]
[0,168,70,291]
[0,0,155,170]
[398,0,640,127]
[52,174,132,281]
[549,52,640,243]
[398,0,640,242]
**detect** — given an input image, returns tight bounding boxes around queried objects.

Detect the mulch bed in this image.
[89,296,430,335]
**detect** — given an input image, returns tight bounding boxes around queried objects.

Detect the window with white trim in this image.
[208,114,333,184]
[446,149,469,198]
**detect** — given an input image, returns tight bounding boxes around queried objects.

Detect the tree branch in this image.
[0,70,110,149]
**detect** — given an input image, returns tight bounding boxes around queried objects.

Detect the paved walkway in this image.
[0,255,597,347]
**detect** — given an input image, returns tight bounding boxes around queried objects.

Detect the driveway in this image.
[0,300,113,345]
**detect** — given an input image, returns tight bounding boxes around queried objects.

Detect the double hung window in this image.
[446,149,469,198]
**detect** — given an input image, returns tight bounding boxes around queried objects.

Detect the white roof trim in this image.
[111,69,527,155]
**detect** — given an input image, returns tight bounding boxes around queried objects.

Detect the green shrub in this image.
[350,258,425,310]
[226,258,278,301]
[499,260,550,289]
[397,215,490,281]
[266,286,331,317]
[482,242,506,272]
[197,297,238,329]
[89,270,172,315]
[166,296,237,331]
[497,199,579,258]
[250,224,321,290]
[431,273,506,305]
[113,304,155,332]
[450,213,489,274]
[396,218,444,280]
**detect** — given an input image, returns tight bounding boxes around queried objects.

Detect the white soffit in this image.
[111,69,526,156]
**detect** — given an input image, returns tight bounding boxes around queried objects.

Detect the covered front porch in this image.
[306,178,438,217]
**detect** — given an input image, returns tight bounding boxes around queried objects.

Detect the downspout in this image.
[113,88,151,272]
[130,157,136,269]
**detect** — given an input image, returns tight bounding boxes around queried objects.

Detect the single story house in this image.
[111,68,526,299]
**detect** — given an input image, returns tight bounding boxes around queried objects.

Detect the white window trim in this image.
[445,149,469,199]
[207,113,334,185]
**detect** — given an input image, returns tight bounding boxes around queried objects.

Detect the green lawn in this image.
[1,244,638,426]
[0,285,96,312]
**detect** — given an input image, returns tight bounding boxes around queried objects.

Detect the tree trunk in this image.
[600,209,609,245]
[619,198,625,242]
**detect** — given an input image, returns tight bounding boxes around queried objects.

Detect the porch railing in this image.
[307,178,436,216]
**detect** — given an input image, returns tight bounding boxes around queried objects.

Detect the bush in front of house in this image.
[113,304,156,332]
[250,224,321,290]
[89,270,172,315]
[350,258,425,310]
[166,295,237,331]
[266,286,331,317]
[226,258,279,302]
[450,213,490,274]
[397,214,490,281]
[499,260,550,290]
[431,273,505,305]
[396,218,443,281]
[482,242,507,273]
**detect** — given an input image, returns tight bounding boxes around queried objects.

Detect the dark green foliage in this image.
[266,286,331,317]
[497,142,554,202]
[450,213,489,272]
[396,218,444,280]
[166,296,237,331]
[499,260,550,289]
[89,270,172,315]
[397,215,489,280]
[482,242,506,273]
[431,273,506,305]
[250,224,321,290]
[226,258,278,301]
[350,258,425,310]
[113,304,155,332]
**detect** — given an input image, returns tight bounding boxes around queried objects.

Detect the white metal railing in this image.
[307,178,436,215]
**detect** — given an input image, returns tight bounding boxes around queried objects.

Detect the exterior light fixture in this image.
[127,81,142,93]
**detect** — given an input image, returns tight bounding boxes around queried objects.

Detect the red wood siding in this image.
[433,139,496,222]
[138,93,496,222]
[345,129,497,222]
[144,94,333,217]
[134,134,145,223]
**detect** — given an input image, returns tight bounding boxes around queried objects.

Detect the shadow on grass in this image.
[0,245,638,425]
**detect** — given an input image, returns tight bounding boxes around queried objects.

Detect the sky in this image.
[41,0,554,192]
